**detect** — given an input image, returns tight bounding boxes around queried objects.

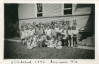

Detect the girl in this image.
[23,25,28,45]
[51,26,56,38]
[27,36,35,49]
[56,38,62,49]
[20,25,25,45]
[47,36,56,48]
[46,26,52,40]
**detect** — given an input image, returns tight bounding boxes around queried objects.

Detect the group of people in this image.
[20,20,78,49]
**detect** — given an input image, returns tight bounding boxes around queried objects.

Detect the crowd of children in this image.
[20,20,78,49]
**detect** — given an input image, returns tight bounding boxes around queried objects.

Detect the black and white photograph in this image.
[4,3,95,59]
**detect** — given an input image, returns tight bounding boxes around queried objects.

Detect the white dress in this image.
[56,41,62,49]
[20,31,25,39]
[30,30,33,37]
[48,39,54,48]
[46,29,52,38]
[24,30,28,38]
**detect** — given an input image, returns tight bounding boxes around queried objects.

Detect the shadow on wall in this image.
[79,4,95,40]
[4,4,19,38]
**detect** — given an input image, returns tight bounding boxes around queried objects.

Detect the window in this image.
[64,4,72,15]
[37,3,43,17]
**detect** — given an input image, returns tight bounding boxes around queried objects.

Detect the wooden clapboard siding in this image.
[18,4,93,31]
[18,4,35,19]
[43,4,61,17]
[74,7,91,15]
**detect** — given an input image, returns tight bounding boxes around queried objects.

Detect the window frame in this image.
[36,3,43,17]
[62,4,72,15]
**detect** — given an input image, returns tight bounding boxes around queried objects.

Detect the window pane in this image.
[37,3,42,12]
[37,13,42,17]
[64,4,72,8]
[64,9,72,15]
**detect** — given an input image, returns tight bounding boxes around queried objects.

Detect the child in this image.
[72,27,78,47]
[46,26,52,40]
[47,36,56,48]
[61,27,68,46]
[56,39,62,49]
[57,26,63,42]
[51,26,56,38]
[27,37,31,46]
[27,36,35,49]
[20,26,25,45]
[33,35,38,47]
[23,25,28,45]
[37,35,43,47]
[68,26,73,47]
[42,34,47,47]
[55,25,59,38]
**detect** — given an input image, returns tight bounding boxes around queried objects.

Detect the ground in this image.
[4,40,95,59]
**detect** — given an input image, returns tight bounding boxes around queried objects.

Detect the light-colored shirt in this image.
[58,29,63,33]
[51,29,56,36]
[46,29,52,36]
[68,30,72,35]
[73,30,78,34]
[55,28,59,32]
[61,30,68,39]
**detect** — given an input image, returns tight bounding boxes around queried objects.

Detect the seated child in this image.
[27,37,31,46]
[27,36,36,49]
[37,35,43,47]
[42,35,47,47]
[47,36,56,48]
[33,35,38,47]
[56,39,62,49]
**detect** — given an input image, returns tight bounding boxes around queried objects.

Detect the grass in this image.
[4,40,95,59]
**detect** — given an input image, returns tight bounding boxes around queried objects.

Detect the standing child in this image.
[72,27,78,47]
[61,27,68,46]
[57,26,63,42]
[23,25,28,45]
[20,26,25,45]
[51,26,56,38]
[68,26,73,47]
[46,26,52,40]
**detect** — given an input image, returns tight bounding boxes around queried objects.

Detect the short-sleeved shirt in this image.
[51,29,56,36]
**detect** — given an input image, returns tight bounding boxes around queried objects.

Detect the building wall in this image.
[19,15,89,30]
[43,4,62,17]
[18,4,36,19]
[18,4,92,31]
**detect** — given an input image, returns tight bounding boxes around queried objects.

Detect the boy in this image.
[37,35,43,47]
[72,27,78,47]
[61,27,68,46]
[68,26,72,47]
